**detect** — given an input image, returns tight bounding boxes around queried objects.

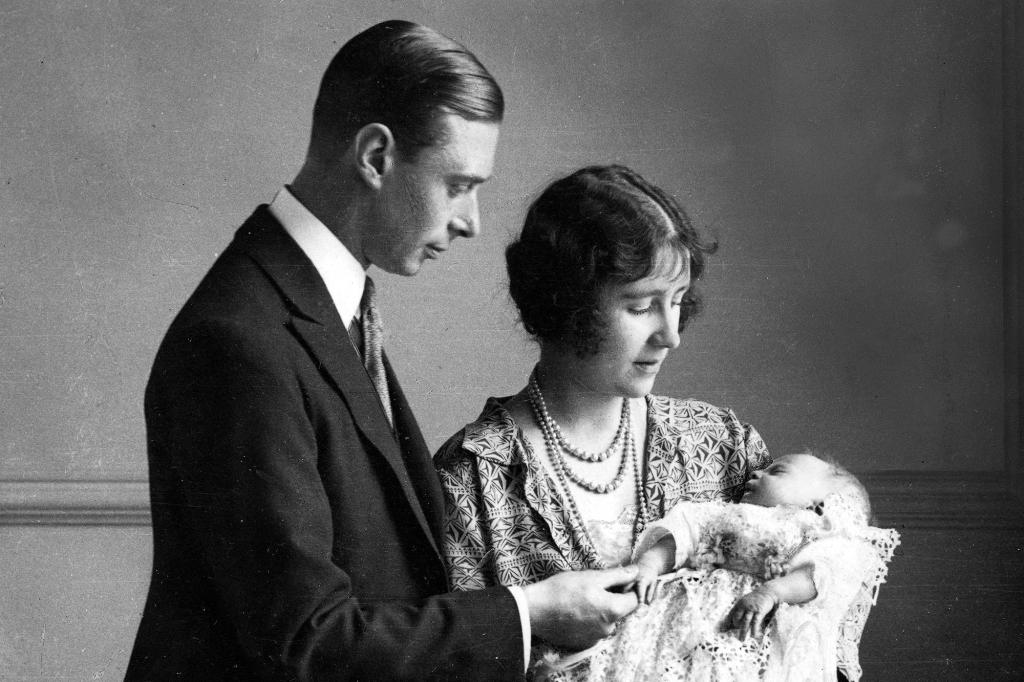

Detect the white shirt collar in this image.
[269,187,365,328]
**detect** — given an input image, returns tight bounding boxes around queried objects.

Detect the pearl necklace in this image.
[526,370,651,568]
[529,376,630,463]
[528,375,628,492]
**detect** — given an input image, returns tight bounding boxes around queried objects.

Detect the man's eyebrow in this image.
[448,172,491,184]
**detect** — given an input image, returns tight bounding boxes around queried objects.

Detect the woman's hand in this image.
[727,585,780,640]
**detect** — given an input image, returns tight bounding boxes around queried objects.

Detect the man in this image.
[126,20,638,680]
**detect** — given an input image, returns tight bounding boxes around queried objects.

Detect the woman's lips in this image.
[634,360,662,373]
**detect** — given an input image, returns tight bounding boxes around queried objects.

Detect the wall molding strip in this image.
[0,480,150,526]
[860,471,1024,529]
[0,472,1021,528]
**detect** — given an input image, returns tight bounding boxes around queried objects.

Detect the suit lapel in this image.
[384,354,445,544]
[236,208,441,557]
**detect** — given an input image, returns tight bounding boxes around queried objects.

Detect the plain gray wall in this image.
[0,1,1012,679]
[0,0,1005,480]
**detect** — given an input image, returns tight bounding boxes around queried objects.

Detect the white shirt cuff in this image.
[507,585,531,672]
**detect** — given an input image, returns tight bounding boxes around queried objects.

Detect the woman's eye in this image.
[628,306,652,316]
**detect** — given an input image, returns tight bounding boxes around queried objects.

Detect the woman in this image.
[434,165,770,666]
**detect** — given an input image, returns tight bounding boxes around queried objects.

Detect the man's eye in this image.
[448,184,471,197]
[628,305,652,316]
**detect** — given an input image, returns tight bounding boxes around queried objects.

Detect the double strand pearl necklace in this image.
[526,371,651,567]
[528,374,629,492]
[535,385,630,463]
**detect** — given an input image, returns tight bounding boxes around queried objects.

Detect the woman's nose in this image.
[653,316,681,349]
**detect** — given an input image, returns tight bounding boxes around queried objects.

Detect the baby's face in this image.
[741,454,832,508]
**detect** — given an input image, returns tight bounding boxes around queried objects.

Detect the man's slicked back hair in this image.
[308,20,504,161]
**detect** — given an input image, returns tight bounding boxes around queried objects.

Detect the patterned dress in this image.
[434,395,771,675]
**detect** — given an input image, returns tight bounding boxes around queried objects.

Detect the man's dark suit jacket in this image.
[126,207,522,680]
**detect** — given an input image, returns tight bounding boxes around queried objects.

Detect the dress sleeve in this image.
[738,417,772,478]
[434,441,499,591]
[651,399,773,506]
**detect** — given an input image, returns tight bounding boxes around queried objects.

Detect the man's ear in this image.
[353,123,396,190]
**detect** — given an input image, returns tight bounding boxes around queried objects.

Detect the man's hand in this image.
[523,566,640,650]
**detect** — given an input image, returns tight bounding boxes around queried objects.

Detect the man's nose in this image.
[451,194,480,239]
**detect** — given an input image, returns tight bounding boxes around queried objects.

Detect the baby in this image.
[538,454,899,682]
[634,453,867,637]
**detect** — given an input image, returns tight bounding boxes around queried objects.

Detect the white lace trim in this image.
[531,499,900,682]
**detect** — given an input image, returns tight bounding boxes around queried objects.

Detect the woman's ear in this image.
[352,123,396,190]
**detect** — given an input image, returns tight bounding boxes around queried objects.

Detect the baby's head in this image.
[741,453,871,522]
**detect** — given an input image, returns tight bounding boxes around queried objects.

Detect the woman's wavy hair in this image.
[506,165,716,356]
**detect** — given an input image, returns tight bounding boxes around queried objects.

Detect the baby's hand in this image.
[727,586,780,640]
[631,558,663,605]
[764,557,789,580]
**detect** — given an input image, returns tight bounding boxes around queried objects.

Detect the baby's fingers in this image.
[727,604,750,640]
[739,611,755,640]
[636,577,655,605]
[764,558,791,579]
[751,611,767,639]
[647,579,663,604]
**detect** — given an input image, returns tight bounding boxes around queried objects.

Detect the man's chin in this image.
[396,265,421,277]
[376,258,422,277]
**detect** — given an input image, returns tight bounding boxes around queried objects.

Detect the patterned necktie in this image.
[357,276,393,426]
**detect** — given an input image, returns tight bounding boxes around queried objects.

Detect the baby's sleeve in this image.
[788,524,900,682]
[634,500,720,569]
[788,535,873,619]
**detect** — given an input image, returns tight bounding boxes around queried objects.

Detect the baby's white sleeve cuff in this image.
[633,506,694,569]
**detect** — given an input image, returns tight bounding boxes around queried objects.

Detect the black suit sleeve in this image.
[144,318,523,680]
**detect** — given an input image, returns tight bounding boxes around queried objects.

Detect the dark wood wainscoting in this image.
[860,472,1024,679]
[2,473,1022,679]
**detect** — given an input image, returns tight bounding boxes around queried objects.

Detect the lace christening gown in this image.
[536,497,899,682]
